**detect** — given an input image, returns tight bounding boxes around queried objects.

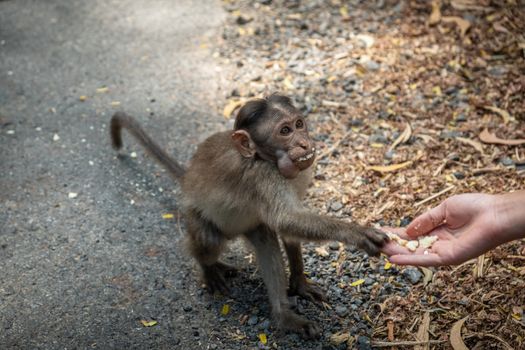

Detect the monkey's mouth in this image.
[296,152,315,162]
[293,148,316,169]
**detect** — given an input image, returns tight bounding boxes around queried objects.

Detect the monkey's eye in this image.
[295,119,304,128]
[280,126,292,135]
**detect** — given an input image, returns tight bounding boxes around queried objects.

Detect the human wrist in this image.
[493,190,525,242]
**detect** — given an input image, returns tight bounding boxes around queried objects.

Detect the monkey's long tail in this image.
[110,112,186,180]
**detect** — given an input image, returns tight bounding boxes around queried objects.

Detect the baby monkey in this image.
[110,94,387,338]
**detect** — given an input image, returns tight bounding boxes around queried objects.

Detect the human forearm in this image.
[494,190,525,243]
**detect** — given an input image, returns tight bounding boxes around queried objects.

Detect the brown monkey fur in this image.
[110,94,387,338]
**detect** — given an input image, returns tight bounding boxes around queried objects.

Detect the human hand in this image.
[384,193,514,266]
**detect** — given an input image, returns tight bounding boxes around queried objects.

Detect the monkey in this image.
[110,94,388,338]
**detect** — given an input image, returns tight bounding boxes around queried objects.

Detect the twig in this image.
[371,340,446,347]
[415,185,455,207]
[465,333,514,350]
[506,255,525,260]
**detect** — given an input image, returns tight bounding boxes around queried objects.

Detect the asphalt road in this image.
[0,1,242,349]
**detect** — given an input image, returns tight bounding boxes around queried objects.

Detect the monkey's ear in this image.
[231,130,256,158]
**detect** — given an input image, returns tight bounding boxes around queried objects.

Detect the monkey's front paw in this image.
[288,278,327,304]
[359,228,389,256]
[277,311,321,339]
[202,263,235,295]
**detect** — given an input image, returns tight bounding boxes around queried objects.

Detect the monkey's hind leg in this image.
[186,211,236,295]
[282,239,326,303]
[245,227,321,339]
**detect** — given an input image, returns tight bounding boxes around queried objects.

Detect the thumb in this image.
[406,201,447,239]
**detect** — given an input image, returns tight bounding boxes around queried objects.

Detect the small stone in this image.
[500,157,514,167]
[400,217,411,227]
[68,192,78,199]
[440,130,462,139]
[330,201,344,212]
[259,319,271,330]
[183,305,193,312]
[335,305,348,317]
[453,172,465,180]
[368,133,388,144]
[248,315,258,326]
[384,150,394,160]
[6,130,14,135]
[364,277,374,286]
[236,15,253,25]
[402,268,422,284]
[130,152,137,158]
[356,335,372,350]
[328,242,340,250]
[53,133,60,141]
[455,114,467,122]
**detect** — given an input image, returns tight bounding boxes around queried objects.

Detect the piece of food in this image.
[386,231,438,252]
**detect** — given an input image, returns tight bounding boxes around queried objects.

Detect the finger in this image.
[406,201,447,239]
[382,227,411,240]
[388,253,443,267]
[381,241,411,256]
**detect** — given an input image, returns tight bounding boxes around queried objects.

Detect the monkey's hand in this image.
[277,310,321,339]
[288,277,327,304]
[353,226,389,256]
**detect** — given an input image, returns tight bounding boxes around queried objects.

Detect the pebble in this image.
[439,130,462,139]
[259,319,271,330]
[330,201,344,212]
[248,315,258,326]
[384,150,394,160]
[368,133,388,144]
[500,157,514,166]
[183,305,193,312]
[356,335,372,350]
[402,268,422,284]
[400,217,411,227]
[335,305,348,317]
[328,242,340,250]
[455,114,467,122]
[453,172,465,180]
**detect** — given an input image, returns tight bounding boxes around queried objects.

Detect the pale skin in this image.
[382,191,525,266]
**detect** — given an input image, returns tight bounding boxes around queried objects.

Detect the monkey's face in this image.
[232,95,317,179]
[271,115,316,179]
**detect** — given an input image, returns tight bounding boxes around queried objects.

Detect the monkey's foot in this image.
[214,261,238,278]
[202,262,236,295]
[277,310,321,339]
[359,227,389,256]
[288,278,326,304]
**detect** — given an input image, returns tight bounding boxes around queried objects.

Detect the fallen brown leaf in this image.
[415,311,430,350]
[428,0,442,26]
[479,129,525,146]
[456,136,484,153]
[482,105,513,123]
[450,317,468,350]
[442,16,471,38]
[389,123,412,152]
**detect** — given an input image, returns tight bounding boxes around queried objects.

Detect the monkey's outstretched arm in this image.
[110,112,186,179]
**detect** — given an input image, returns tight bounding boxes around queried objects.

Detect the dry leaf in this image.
[330,331,350,345]
[415,311,430,350]
[258,333,267,345]
[367,161,412,173]
[350,279,365,287]
[482,105,513,123]
[222,99,244,119]
[389,123,412,152]
[479,129,525,146]
[450,317,469,350]
[442,16,471,38]
[421,267,434,287]
[79,95,87,101]
[387,320,394,341]
[221,304,230,316]
[456,137,484,153]
[384,261,392,270]
[315,245,330,257]
[140,320,158,327]
[96,87,109,93]
[428,0,442,25]
[162,213,174,219]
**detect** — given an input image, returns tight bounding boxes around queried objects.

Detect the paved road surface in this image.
[0,1,241,348]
